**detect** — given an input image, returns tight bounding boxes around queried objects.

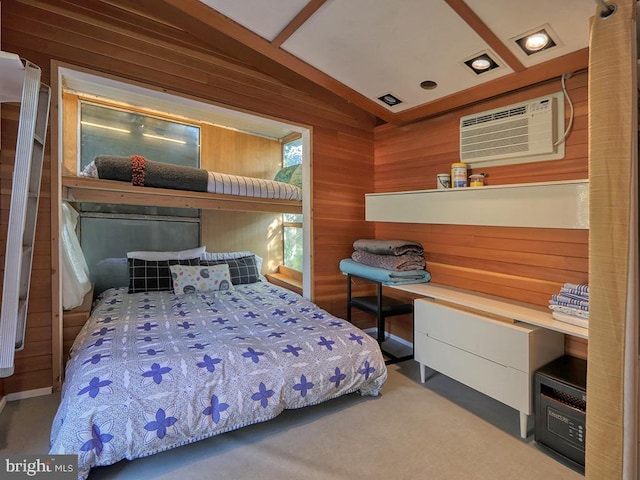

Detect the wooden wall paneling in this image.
[201,211,283,272]
[61,91,78,174]
[375,72,589,193]
[1,0,377,393]
[311,127,375,315]
[199,124,284,271]
[373,73,590,353]
[200,124,282,177]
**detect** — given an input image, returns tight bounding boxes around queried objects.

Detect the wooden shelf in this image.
[266,265,303,295]
[62,176,302,214]
[390,282,588,339]
[365,179,589,229]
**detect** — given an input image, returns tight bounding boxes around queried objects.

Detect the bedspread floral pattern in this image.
[50,282,387,479]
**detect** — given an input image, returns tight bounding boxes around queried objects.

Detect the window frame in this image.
[281,134,303,272]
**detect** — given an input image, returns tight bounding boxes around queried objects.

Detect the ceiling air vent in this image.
[459,92,565,166]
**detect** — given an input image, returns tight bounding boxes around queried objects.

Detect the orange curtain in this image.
[586,1,638,478]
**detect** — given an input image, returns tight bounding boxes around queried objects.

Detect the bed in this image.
[61,155,303,214]
[49,267,387,479]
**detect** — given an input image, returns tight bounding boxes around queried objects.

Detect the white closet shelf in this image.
[365,179,589,229]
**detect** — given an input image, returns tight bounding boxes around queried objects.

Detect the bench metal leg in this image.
[376,282,385,344]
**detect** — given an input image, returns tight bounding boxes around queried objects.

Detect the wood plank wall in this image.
[373,73,590,358]
[0,1,590,395]
[200,125,285,270]
[0,0,376,394]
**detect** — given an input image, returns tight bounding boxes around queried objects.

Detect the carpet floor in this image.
[0,361,584,479]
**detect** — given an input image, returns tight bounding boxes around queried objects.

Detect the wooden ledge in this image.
[391,282,588,339]
[266,265,302,295]
[62,176,302,214]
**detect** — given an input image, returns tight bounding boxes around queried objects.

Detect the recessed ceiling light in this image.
[464,53,499,75]
[471,58,491,71]
[515,28,557,55]
[377,93,403,107]
[525,32,550,51]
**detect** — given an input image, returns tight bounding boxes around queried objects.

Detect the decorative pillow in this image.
[273,164,302,189]
[169,264,233,295]
[126,246,206,261]
[201,251,265,280]
[200,255,260,285]
[273,165,296,183]
[287,164,302,189]
[201,250,255,261]
[128,257,200,293]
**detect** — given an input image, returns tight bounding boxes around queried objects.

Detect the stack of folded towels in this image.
[548,283,589,328]
[339,239,431,285]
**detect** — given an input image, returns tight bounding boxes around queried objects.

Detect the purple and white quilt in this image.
[49,282,387,479]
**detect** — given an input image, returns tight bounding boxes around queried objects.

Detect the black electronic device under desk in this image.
[534,355,587,470]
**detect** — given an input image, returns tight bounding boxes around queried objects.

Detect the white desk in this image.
[388,282,586,438]
[390,282,588,339]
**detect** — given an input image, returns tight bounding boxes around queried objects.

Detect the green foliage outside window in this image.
[283,138,303,271]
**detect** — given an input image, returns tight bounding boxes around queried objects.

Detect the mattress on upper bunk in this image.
[81,155,303,201]
[50,281,387,480]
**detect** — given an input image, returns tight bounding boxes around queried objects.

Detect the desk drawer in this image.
[415,332,531,413]
[415,298,535,372]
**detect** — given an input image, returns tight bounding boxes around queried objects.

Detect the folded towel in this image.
[561,283,589,295]
[353,239,424,256]
[549,304,589,319]
[339,258,430,285]
[556,290,589,302]
[560,286,589,298]
[352,250,426,272]
[552,311,589,329]
[551,293,589,307]
[549,299,589,312]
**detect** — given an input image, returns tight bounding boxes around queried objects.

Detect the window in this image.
[282,136,303,271]
[77,102,202,293]
[79,102,200,170]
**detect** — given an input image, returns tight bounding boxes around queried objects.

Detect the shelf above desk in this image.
[389,282,588,339]
[365,180,589,229]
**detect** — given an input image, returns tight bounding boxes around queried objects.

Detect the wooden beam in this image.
[394,48,589,125]
[159,0,395,123]
[271,0,328,48]
[444,0,525,72]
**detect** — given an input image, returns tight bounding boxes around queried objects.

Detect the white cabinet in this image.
[414,298,564,438]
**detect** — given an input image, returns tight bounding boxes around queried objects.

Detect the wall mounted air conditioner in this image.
[459,92,565,167]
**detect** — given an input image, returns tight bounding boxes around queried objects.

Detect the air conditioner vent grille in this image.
[461,105,527,128]
[459,93,564,165]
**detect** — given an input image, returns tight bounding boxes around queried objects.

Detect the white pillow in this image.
[127,246,206,261]
[169,264,233,295]
[201,250,265,279]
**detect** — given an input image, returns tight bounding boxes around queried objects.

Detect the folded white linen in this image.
[552,311,589,329]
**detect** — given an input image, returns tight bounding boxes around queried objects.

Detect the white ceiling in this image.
[58,1,601,138]
[199,0,596,113]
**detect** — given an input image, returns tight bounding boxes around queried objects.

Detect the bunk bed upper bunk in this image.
[62,155,303,214]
